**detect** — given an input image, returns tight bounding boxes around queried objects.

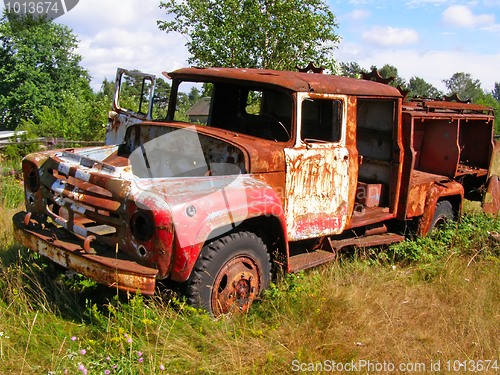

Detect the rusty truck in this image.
[13,66,498,316]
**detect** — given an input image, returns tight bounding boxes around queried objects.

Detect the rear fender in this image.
[417,180,464,236]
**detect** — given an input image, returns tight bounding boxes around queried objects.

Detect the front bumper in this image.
[13,211,158,295]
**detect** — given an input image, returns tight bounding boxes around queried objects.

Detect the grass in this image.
[0,157,24,209]
[1,159,500,373]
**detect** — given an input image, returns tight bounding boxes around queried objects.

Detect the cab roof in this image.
[167,67,402,97]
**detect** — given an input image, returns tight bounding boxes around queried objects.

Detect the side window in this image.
[301,98,342,143]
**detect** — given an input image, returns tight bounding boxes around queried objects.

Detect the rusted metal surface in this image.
[211,255,260,315]
[143,175,287,281]
[482,175,500,215]
[126,121,287,175]
[13,212,158,295]
[405,170,449,218]
[13,65,497,300]
[417,180,464,236]
[399,98,494,221]
[21,145,175,280]
[288,232,404,273]
[284,145,349,240]
[288,250,337,273]
[284,92,350,241]
[168,68,402,98]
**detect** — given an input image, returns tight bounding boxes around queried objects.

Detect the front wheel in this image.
[186,231,271,316]
[428,200,455,232]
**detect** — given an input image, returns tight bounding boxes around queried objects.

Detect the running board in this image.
[288,233,405,273]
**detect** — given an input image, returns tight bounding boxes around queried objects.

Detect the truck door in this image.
[106,68,156,145]
[284,93,350,241]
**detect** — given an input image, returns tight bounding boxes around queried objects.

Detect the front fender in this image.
[162,175,286,282]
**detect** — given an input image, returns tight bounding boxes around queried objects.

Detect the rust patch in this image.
[483,174,500,215]
[285,145,350,240]
[13,212,158,295]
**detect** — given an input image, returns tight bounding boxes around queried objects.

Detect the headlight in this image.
[25,162,40,193]
[130,210,155,242]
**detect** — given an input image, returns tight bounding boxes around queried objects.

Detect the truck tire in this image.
[429,200,455,232]
[186,231,271,316]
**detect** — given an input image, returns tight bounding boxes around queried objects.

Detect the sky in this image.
[2,0,499,93]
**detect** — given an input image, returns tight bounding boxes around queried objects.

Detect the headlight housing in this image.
[25,162,40,193]
[130,210,155,242]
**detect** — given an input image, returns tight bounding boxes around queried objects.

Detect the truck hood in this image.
[134,121,287,174]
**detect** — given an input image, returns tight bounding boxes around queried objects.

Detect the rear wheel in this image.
[429,200,455,232]
[186,231,271,316]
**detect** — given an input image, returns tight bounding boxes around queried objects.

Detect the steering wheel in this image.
[262,113,290,141]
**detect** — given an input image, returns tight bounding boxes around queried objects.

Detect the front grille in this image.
[42,157,124,244]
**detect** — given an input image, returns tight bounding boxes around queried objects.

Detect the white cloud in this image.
[484,0,500,6]
[361,26,420,47]
[406,0,449,8]
[52,0,189,90]
[342,9,372,21]
[442,5,495,28]
[335,43,500,92]
[348,0,370,4]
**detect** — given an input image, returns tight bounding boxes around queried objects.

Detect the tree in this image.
[0,11,88,130]
[153,78,172,118]
[373,64,408,89]
[21,78,108,142]
[339,62,363,78]
[492,82,500,102]
[408,77,442,99]
[442,72,483,103]
[157,0,340,71]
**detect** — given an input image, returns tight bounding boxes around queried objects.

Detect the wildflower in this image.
[106,356,110,361]
[160,364,165,371]
[139,357,144,363]
[127,337,132,343]
[80,349,86,355]
[78,364,87,375]
[123,334,128,338]
[71,336,77,341]
[105,371,110,375]
[113,365,118,369]
[137,351,142,357]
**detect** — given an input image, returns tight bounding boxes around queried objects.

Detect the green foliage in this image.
[372,64,408,89]
[158,0,340,71]
[174,86,203,122]
[386,213,500,264]
[0,129,39,160]
[443,72,484,103]
[0,11,89,130]
[21,79,108,141]
[0,165,23,209]
[408,76,443,99]
[475,92,500,132]
[493,82,500,102]
[153,78,172,119]
[339,61,363,78]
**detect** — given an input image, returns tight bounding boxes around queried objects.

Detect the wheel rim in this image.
[211,255,260,316]
[434,216,447,229]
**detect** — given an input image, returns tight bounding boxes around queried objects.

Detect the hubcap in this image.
[211,255,260,316]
